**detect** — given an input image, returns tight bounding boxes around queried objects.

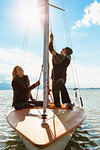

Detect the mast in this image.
[42,0,49,124]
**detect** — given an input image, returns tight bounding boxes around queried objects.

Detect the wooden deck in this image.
[7,106,86,148]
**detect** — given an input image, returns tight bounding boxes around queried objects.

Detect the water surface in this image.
[0,89,100,150]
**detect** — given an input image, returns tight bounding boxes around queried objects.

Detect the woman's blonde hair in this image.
[12,65,20,80]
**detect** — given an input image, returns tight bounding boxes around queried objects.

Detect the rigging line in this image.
[49,11,57,50]
[36,65,43,101]
[34,65,43,116]
[63,10,82,95]
[61,0,82,97]
[60,0,77,89]
[60,2,82,104]
[70,60,77,89]
[49,1,77,93]
[22,24,30,67]
[19,23,29,66]
[63,13,70,46]
[61,1,71,47]
[49,6,76,91]
[72,55,82,95]
[64,13,72,47]
[36,108,42,115]
[35,65,43,116]
[47,85,54,102]
[49,7,77,95]
[21,27,43,115]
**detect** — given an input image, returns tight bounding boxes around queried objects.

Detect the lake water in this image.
[0,89,100,150]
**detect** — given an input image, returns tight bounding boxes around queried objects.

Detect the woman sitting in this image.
[12,65,43,110]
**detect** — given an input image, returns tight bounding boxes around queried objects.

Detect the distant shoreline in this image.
[67,87,100,90]
[0,82,100,90]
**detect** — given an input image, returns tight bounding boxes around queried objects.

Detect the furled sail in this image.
[37,0,45,35]
[37,0,50,122]
[37,0,53,91]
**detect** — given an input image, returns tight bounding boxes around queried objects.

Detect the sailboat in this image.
[7,0,86,150]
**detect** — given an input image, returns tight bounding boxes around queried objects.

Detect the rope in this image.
[49,10,57,50]
[47,85,54,102]
[18,23,43,115]
[19,23,30,67]
[33,65,43,116]
[36,65,43,101]
[60,0,82,102]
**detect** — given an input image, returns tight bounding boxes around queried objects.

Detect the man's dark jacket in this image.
[49,42,71,82]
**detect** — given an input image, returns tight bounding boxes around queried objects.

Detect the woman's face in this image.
[16,66,24,77]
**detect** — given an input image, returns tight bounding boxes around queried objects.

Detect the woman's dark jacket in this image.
[12,75,37,106]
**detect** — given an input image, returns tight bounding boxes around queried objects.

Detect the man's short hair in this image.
[65,47,73,56]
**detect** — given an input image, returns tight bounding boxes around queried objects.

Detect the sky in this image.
[0,0,100,88]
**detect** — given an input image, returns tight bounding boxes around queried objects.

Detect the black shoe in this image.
[55,104,61,108]
[68,103,73,109]
[56,105,61,108]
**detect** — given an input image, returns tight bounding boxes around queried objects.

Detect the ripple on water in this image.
[1,131,26,150]
[66,119,100,150]
[0,90,100,150]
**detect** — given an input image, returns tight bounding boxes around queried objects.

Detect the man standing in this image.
[49,33,73,109]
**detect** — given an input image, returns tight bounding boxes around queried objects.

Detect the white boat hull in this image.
[22,130,75,150]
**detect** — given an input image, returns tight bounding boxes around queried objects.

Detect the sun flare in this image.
[8,0,46,33]
[10,0,45,32]
[17,0,39,25]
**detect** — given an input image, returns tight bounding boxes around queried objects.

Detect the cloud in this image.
[67,63,100,88]
[73,0,100,28]
[0,48,42,83]
[0,48,100,88]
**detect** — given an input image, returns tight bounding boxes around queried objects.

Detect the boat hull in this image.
[22,130,75,150]
[7,106,86,149]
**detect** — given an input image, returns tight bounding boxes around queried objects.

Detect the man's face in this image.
[60,48,66,55]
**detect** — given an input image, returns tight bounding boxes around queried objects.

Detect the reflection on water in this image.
[3,131,26,150]
[66,121,100,150]
[0,90,100,150]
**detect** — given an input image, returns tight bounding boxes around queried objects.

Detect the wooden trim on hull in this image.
[7,106,86,149]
